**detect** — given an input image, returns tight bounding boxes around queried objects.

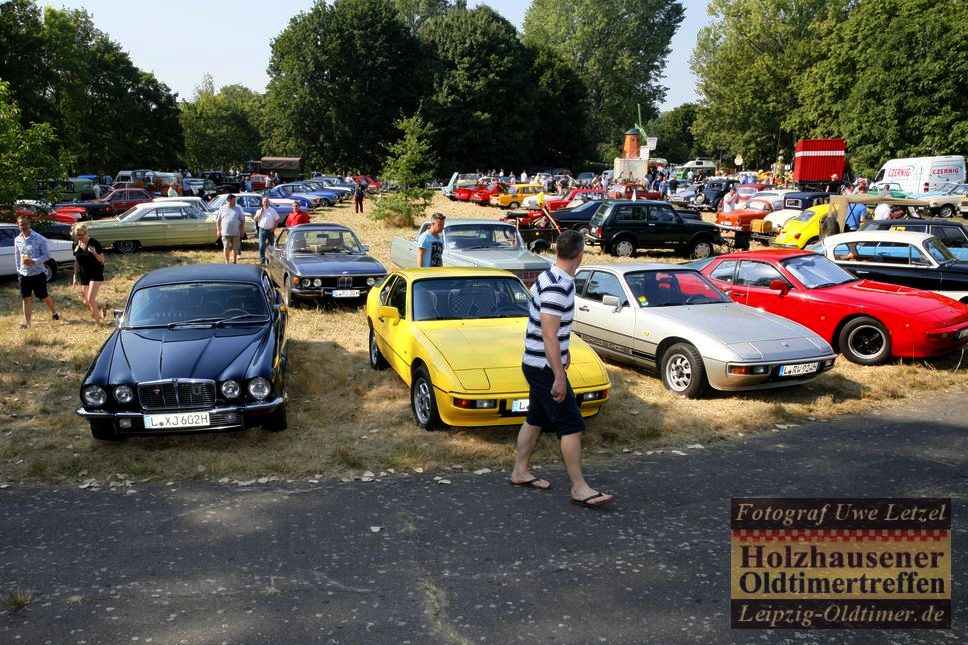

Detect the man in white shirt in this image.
[721,185,738,212]
[873,200,893,220]
[254,197,281,265]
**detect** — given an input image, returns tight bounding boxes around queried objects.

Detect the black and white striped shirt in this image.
[522,265,575,369]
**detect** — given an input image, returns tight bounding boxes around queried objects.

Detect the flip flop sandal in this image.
[510,478,551,490]
[571,492,614,508]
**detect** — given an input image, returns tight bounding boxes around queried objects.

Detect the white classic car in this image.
[572,263,836,397]
[0,223,74,281]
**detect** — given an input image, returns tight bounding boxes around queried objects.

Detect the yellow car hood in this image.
[419,320,609,392]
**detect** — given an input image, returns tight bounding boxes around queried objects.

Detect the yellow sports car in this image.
[772,204,830,249]
[366,267,611,430]
[85,201,256,254]
[489,184,543,209]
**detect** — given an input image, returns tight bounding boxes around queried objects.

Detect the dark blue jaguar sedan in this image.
[265,223,387,305]
[77,264,288,440]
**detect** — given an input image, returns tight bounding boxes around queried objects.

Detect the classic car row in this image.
[70,206,968,441]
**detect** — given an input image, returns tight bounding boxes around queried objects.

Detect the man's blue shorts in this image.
[521,364,586,437]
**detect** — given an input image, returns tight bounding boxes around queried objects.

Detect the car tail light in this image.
[924,182,930,192]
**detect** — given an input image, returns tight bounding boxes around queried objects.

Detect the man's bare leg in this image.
[560,432,612,505]
[511,421,550,488]
[22,297,32,327]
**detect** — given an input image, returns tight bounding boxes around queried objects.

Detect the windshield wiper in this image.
[216,314,269,326]
[168,317,221,328]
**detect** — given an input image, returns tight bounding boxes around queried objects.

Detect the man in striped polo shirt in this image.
[511,230,614,508]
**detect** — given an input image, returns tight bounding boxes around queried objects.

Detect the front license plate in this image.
[333,289,360,298]
[958,328,968,339]
[144,412,210,429]
[778,362,819,377]
[511,399,530,413]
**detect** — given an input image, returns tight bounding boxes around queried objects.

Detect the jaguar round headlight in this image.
[82,385,107,408]
[221,380,241,399]
[312,278,322,287]
[114,385,134,404]
[247,377,271,401]
[366,277,376,286]
[301,278,312,288]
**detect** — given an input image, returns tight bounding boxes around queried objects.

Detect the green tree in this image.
[265,0,426,172]
[391,0,450,34]
[181,75,263,170]
[0,0,55,128]
[421,4,535,172]
[522,0,684,155]
[644,103,699,163]
[788,0,968,176]
[690,0,848,168]
[0,81,68,211]
[528,45,595,169]
[372,113,437,227]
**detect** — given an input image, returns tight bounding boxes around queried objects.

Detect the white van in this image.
[675,159,717,180]
[873,155,965,195]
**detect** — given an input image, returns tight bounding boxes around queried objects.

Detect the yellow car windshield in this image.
[412,277,531,321]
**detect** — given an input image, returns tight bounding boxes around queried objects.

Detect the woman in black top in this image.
[72,223,106,327]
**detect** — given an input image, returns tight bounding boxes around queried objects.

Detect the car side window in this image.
[933,226,968,249]
[275,230,287,249]
[389,277,407,318]
[709,260,737,284]
[140,209,162,221]
[584,271,627,305]
[615,205,636,222]
[736,261,785,288]
[0,229,15,247]
[574,270,591,297]
[648,205,676,223]
[380,276,397,305]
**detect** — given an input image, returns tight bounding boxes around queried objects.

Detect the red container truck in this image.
[793,138,846,191]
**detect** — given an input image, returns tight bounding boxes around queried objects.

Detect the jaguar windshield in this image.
[126,282,269,328]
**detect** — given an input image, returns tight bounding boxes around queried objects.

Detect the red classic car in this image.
[351,175,382,191]
[716,196,782,232]
[607,183,660,200]
[468,181,509,206]
[14,202,83,225]
[695,249,968,365]
[544,188,606,212]
[56,188,155,219]
[454,183,486,201]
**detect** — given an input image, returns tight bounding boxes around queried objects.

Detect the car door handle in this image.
[578,305,590,312]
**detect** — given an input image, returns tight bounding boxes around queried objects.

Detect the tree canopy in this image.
[523,0,684,154]
[181,76,262,171]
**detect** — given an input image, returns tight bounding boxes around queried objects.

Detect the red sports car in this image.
[544,188,605,212]
[695,249,968,365]
[467,181,508,206]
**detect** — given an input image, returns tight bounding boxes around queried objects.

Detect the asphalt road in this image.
[1,393,965,644]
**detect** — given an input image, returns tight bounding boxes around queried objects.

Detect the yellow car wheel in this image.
[411,365,445,432]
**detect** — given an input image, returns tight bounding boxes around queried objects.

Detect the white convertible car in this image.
[0,223,74,282]
[572,263,836,397]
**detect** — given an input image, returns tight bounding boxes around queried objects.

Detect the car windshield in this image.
[443,224,522,250]
[781,254,856,288]
[287,229,363,254]
[624,270,728,307]
[412,277,531,321]
[792,207,821,223]
[737,187,757,196]
[589,202,610,227]
[126,282,269,328]
[951,184,968,195]
[925,237,957,263]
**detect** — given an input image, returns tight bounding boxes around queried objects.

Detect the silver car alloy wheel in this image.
[692,241,713,259]
[414,378,433,425]
[665,354,692,392]
[846,323,886,361]
[370,333,380,365]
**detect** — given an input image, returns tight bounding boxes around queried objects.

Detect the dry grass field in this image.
[1,193,966,486]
